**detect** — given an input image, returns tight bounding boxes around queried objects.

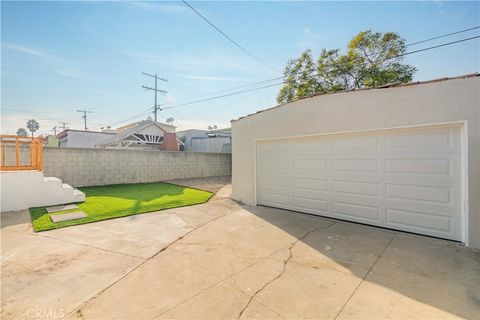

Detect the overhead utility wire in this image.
[161,82,285,111]
[161,26,480,108]
[160,76,284,107]
[407,26,480,46]
[109,81,286,127]
[108,31,480,127]
[302,35,480,81]
[182,0,281,73]
[162,35,480,111]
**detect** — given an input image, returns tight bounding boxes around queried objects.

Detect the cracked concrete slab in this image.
[156,281,250,319]
[41,210,193,258]
[336,234,480,319]
[1,223,142,319]
[2,183,480,320]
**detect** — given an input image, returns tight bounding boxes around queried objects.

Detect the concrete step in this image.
[2,171,86,212]
[73,189,86,202]
[44,177,62,187]
[62,183,73,190]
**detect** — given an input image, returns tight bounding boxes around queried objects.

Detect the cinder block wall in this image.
[42,147,231,187]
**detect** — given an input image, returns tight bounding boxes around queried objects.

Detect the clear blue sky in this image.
[1,1,479,135]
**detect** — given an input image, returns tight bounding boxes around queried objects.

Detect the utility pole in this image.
[59,122,69,131]
[141,72,167,122]
[51,126,57,135]
[76,110,93,131]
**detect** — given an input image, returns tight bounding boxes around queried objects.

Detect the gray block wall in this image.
[42,147,232,187]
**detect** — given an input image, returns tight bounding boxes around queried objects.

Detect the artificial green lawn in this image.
[29,182,213,232]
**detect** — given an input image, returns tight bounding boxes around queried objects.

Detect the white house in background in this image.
[57,129,117,148]
[176,128,231,153]
[96,119,182,151]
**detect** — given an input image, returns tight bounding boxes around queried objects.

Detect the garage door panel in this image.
[260,169,291,178]
[385,208,454,233]
[386,158,453,175]
[257,125,463,241]
[260,193,289,206]
[262,176,290,187]
[332,180,379,197]
[291,188,330,200]
[332,159,379,172]
[293,178,328,191]
[332,135,378,149]
[293,159,328,170]
[332,202,381,222]
[386,184,452,204]
[259,158,290,169]
[293,139,328,150]
[291,197,329,213]
[384,127,460,152]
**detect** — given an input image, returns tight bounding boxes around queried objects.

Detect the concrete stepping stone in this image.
[50,211,87,223]
[46,204,78,213]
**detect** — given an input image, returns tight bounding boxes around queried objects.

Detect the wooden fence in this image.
[0,135,43,171]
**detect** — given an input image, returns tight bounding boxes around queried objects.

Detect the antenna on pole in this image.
[51,126,57,135]
[58,122,69,131]
[141,72,167,122]
[76,110,93,131]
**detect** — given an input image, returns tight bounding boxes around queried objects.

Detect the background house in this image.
[56,119,181,151]
[57,129,116,148]
[96,119,181,151]
[176,128,231,153]
[44,134,59,147]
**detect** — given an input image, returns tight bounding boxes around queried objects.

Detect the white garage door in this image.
[257,125,463,241]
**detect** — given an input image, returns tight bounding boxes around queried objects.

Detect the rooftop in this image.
[231,73,479,123]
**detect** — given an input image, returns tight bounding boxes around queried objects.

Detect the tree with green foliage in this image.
[26,119,40,137]
[16,128,28,136]
[277,30,417,104]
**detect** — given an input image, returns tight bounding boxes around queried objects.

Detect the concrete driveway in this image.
[1,180,479,319]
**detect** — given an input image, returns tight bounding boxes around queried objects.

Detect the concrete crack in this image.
[31,233,145,260]
[237,222,336,320]
[334,233,397,319]
[67,212,229,319]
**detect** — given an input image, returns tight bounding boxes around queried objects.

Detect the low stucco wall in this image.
[231,75,480,248]
[42,147,231,187]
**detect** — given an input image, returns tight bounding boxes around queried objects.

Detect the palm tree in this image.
[26,119,40,137]
[16,128,28,136]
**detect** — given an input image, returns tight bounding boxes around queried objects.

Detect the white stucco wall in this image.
[0,171,84,212]
[231,75,480,248]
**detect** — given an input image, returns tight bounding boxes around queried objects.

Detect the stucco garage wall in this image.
[231,75,480,248]
[42,147,231,187]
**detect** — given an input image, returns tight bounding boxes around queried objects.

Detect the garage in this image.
[256,124,464,240]
[232,75,479,248]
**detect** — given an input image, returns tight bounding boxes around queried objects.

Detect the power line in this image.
[160,27,480,109]
[108,108,153,128]
[161,76,284,107]
[303,35,480,82]
[162,82,285,111]
[182,0,280,73]
[407,26,480,46]
[161,35,480,111]
[106,31,480,128]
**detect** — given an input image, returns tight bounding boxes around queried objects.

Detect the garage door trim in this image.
[253,121,468,243]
